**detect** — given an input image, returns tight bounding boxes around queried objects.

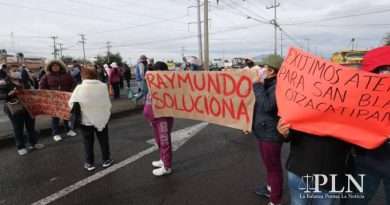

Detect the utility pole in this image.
[204,0,209,70]
[58,43,64,58]
[280,31,283,56]
[304,38,310,52]
[106,41,112,64]
[79,34,86,65]
[196,0,203,66]
[351,38,355,50]
[10,32,15,51]
[266,0,280,55]
[50,36,58,59]
[181,46,185,58]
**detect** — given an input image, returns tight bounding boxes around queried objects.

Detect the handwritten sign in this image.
[17,90,72,120]
[146,71,257,131]
[276,47,390,149]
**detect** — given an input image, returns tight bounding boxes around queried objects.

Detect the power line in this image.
[283,23,390,28]
[90,15,188,35]
[266,0,280,55]
[221,0,270,23]
[281,8,390,25]
[66,0,185,23]
[226,0,269,21]
[278,27,305,48]
[0,1,125,24]
[109,23,264,49]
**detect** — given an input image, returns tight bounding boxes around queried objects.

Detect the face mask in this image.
[258,68,267,82]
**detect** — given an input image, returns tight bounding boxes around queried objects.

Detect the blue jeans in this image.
[288,172,340,205]
[51,117,70,135]
[345,157,390,205]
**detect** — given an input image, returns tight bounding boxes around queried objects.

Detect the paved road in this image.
[0,112,386,205]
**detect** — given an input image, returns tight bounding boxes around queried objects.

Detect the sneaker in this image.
[84,163,96,172]
[152,167,172,176]
[102,159,114,168]
[66,130,77,137]
[17,148,28,156]
[267,202,281,205]
[255,185,271,198]
[28,143,45,150]
[53,135,62,142]
[152,160,164,168]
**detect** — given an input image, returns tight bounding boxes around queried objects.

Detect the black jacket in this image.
[21,69,32,89]
[354,141,390,175]
[0,74,14,102]
[252,77,283,143]
[286,130,352,190]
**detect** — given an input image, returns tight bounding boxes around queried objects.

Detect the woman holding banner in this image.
[252,54,284,205]
[143,61,174,177]
[39,60,77,142]
[0,64,44,156]
[277,122,352,205]
[68,68,113,171]
[346,46,390,205]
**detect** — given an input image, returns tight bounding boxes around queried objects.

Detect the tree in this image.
[95,52,124,66]
[384,33,390,46]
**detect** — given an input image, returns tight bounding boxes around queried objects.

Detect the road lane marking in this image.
[31,122,208,205]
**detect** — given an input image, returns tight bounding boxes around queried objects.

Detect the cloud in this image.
[0,0,389,62]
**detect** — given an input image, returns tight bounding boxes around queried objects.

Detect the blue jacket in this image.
[252,77,283,143]
[135,63,146,81]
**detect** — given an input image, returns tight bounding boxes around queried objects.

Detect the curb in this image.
[0,105,144,144]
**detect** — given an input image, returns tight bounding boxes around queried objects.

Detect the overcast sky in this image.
[0,0,389,63]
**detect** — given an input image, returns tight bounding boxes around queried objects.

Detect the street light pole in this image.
[267,0,280,55]
[197,0,203,66]
[79,34,86,65]
[50,36,58,59]
[203,0,209,70]
[106,41,112,64]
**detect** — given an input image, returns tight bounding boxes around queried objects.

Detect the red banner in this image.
[17,90,72,120]
[276,47,390,149]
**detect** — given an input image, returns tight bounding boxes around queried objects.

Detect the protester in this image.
[103,64,110,77]
[244,58,260,70]
[135,55,148,95]
[68,68,113,171]
[123,63,132,89]
[187,56,201,71]
[37,66,46,82]
[182,57,189,70]
[277,120,352,205]
[0,64,7,80]
[143,61,174,176]
[39,60,77,142]
[95,64,107,83]
[147,58,154,72]
[19,64,33,89]
[108,62,121,99]
[0,64,44,155]
[252,55,284,205]
[69,61,82,84]
[346,46,390,205]
[119,64,125,89]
